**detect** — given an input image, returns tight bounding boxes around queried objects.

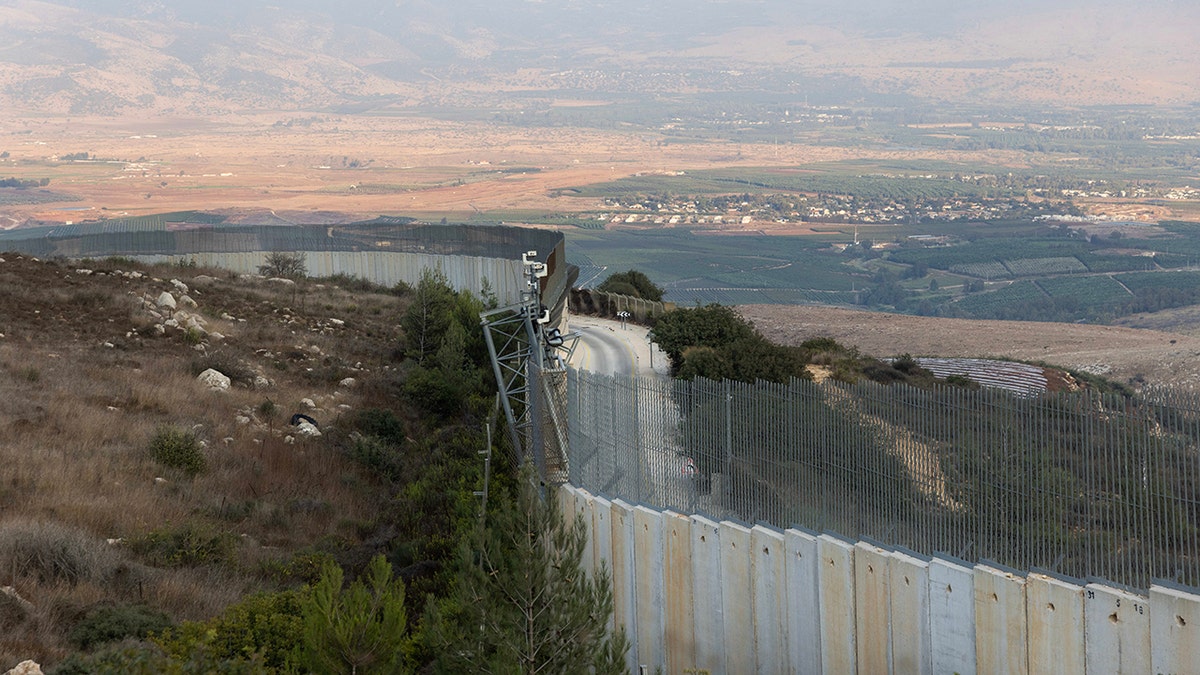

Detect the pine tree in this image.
[426,464,629,674]
[300,554,411,675]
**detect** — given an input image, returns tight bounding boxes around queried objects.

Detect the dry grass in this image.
[0,256,408,666]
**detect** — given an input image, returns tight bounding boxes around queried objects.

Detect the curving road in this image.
[566,315,710,513]
[568,315,664,377]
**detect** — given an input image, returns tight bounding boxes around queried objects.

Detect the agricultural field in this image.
[952,281,1048,316]
[1036,275,1132,306]
[1003,256,1089,277]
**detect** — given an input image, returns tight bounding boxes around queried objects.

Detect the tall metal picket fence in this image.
[565,368,1200,592]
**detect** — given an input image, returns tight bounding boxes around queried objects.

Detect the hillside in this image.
[0,252,487,667]
[0,0,1196,115]
[739,303,1200,390]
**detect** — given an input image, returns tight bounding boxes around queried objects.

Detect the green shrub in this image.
[126,523,237,568]
[155,590,306,673]
[69,604,174,650]
[349,435,404,483]
[148,427,206,477]
[55,638,272,675]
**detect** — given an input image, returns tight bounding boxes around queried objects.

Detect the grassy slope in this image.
[0,254,409,665]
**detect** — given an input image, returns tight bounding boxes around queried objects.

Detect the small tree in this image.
[426,464,628,674]
[300,554,411,675]
[598,269,663,302]
[259,251,307,279]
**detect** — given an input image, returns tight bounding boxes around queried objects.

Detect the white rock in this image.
[300,398,316,409]
[128,271,143,279]
[328,318,345,326]
[339,377,356,388]
[0,258,5,263]
[337,404,352,411]
[222,437,234,445]
[3,659,41,675]
[75,268,93,275]
[163,318,178,328]
[209,332,225,341]
[105,538,124,546]
[153,324,166,336]
[197,368,231,391]
[236,415,251,425]
[267,277,296,286]
[185,316,206,333]
[170,278,189,294]
[220,312,237,321]
[178,294,198,308]
[253,375,273,389]
[296,420,322,437]
[102,342,114,348]
[283,435,295,444]
[193,275,217,284]
[156,292,176,310]
[154,476,168,485]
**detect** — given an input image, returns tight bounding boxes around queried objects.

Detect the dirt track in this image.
[739,304,1200,389]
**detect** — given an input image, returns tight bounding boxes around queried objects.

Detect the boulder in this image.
[178,294,198,308]
[193,275,218,284]
[267,277,296,286]
[339,377,356,388]
[296,420,322,437]
[156,292,176,310]
[197,368,231,391]
[170,279,189,294]
[3,660,42,675]
[253,374,273,390]
[300,398,316,409]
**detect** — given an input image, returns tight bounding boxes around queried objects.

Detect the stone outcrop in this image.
[197,368,231,391]
[4,660,43,675]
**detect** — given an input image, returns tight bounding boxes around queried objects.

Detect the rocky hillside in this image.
[0,252,420,666]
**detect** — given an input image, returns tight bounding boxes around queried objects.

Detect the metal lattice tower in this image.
[481,251,576,482]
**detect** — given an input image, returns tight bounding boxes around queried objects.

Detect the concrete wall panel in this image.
[690,515,725,673]
[974,565,1028,675]
[633,506,665,673]
[571,488,595,578]
[929,558,975,675]
[720,521,755,675]
[889,551,932,675]
[1083,582,1150,675]
[662,511,696,673]
[1026,574,1084,675]
[854,543,892,675]
[609,499,638,674]
[590,496,615,631]
[784,529,821,674]
[751,525,788,675]
[1150,583,1200,675]
[817,535,857,675]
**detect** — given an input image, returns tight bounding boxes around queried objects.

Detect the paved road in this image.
[567,315,710,513]
[568,315,665,378]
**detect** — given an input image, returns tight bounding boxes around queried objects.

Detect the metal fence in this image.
[565,368,1200,591]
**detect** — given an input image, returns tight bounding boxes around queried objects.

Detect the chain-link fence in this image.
[566,368,1200,591]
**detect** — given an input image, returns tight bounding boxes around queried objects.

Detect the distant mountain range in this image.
[0,0,1196,115]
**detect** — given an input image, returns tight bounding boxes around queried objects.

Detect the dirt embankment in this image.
[739,304,1200,390]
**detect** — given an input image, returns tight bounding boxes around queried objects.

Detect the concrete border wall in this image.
[565,486,1197,674]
